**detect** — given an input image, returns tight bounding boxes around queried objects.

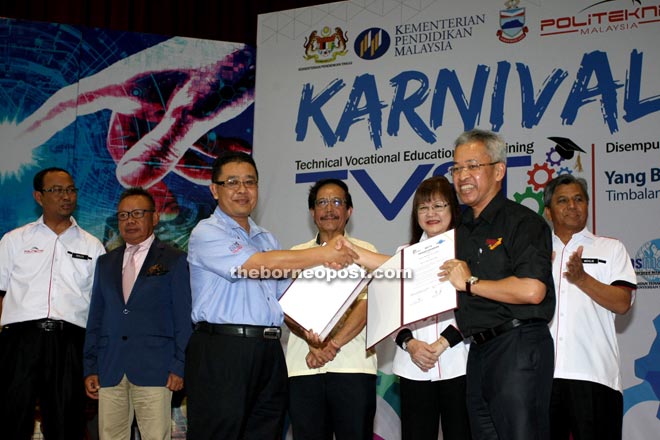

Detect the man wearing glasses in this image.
[83,187,192,439]
[186,152,357,440]
[439,129,555,440]
[0,167,105,439]
[285,179,378,440]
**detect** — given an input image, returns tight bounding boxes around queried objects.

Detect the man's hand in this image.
[324,235,358,268]
[305,344,336,369]
[303,328,323,348]
[439,258,471,290]
[564,246,588,285]
[84,374,101,400]
[166,373,184,392]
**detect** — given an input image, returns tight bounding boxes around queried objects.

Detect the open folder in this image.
[366,229,457,349]
[279,264,371,340]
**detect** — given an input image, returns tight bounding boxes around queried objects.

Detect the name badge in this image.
[68,251,92,260]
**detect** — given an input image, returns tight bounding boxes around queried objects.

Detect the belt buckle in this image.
[472,333,485,344]
[263,327,280,340]
[42,320,59,332]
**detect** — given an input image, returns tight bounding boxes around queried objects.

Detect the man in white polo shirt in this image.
[543,175,636,440]
[0,167,105,439]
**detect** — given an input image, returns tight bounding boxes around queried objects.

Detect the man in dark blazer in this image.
[83,187,192,440]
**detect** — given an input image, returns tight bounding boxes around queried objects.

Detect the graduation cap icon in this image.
[547,137,585,160]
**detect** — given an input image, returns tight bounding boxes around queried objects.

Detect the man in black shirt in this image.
[439,129,555,440]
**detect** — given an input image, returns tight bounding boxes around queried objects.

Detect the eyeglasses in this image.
[448,161,499,176]
[417,202,449,215]
[315,198,346,208]
[40,187,78,196]
[212,178,258,189]
[116,209,155,221]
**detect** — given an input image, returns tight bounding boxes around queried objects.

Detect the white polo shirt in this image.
[550,228,637,392]
[0,216,105,327]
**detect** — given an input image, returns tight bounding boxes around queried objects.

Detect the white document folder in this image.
[279,264,371,340]
[366,229,457,349]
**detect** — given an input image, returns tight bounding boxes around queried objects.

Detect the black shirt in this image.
[454,191,555,336]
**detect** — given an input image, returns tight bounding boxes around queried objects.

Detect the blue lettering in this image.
[295,79,345,146]
[351,164,433,220]
[561,51,622,133]
[518,63,568,129]
[430,65,489,131]
[336,74,387,148]
[388,71,435,144]
[489,61,511,132]
[623,49,660,123]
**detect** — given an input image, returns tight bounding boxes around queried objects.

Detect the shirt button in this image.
[123,309,129,314]
[122,336,128,341]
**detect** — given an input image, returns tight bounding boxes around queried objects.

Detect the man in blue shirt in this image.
[186,151,356,440]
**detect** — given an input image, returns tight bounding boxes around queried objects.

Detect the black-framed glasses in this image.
[40,187,78,196]
[448,161,499,176]
[417,202,449,215]
[212,178,258,189]
[116,209,155,221]
[315,198,346,208]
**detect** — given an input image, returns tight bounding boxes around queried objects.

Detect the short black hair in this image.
[33,167,71,191]
[211,151,258,182]
[307,178,353,210]
[543,175,589,207]
[119,187,156,210]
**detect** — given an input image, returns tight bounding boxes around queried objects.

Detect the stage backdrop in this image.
[0,17,256,438]
[254,1,660,439]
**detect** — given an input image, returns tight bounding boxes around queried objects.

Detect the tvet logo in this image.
[354,28,390,60]
[295,155,532,220]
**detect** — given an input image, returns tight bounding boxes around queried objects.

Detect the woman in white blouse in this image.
[344,176,471,440]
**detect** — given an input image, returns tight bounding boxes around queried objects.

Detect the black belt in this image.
[194,322,281,340]
[471,318,546,345]
[2,318,77,332]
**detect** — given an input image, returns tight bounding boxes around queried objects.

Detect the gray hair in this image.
[454,129,507,163]
[543,175,589,207]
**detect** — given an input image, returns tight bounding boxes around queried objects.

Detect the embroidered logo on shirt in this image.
[486,237,503,250]
[229,241,243,254]
[24,246,44,254]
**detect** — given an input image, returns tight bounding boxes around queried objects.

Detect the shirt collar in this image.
[36,215,78,232]
[213,206,266,238]
[462,191,506,225]
[553,226,594,246]
[126,234,155,252]
[315,231,348,245]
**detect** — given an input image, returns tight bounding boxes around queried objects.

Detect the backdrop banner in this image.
[0,17,256,438]
[255,1,660,439]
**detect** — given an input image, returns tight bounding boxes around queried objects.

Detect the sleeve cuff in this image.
[395,328,413,348]
[440,325,464,347]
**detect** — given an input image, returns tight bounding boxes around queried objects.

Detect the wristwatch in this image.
[466,276,479,296]
[401,336,413,352]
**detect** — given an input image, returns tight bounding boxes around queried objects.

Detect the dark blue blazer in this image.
[83,238,192,387]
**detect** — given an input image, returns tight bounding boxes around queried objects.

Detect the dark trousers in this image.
[550,378,623,440]
[185,330,288,440]
[288,372,376,440]
[0,320,87,440]
[399,375,471,440]
[467,322,554,440]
